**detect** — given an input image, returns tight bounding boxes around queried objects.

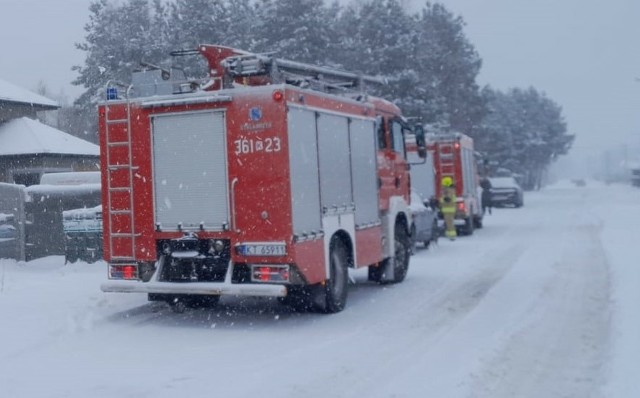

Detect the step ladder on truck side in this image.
[103,85,138,264]
[437,141,456,183]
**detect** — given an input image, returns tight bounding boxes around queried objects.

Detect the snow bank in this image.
[594,185,640,397]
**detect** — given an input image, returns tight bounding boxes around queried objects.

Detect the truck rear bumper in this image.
[101,280,287,297]
[101,259,287,297]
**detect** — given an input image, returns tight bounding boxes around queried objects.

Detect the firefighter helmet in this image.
[441,176,453,187]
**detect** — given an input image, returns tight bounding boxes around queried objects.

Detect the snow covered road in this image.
[0,181,637,397]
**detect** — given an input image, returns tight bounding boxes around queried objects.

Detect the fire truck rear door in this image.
[151,111,229,231]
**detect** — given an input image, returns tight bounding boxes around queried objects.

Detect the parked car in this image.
[62,205,103,264]
[409,190,439,253]
[488,177,524,208]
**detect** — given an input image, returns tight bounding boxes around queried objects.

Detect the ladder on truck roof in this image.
[103,85,138,261]
[173,45,387,94]
[226,53,385,91]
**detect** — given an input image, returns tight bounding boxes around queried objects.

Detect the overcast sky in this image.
[1,0,639,165]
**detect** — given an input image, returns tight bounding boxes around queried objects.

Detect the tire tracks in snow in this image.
[276,239,530,398]
[467,223,611,398]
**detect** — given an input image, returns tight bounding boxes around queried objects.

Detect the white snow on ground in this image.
[0,181,637,397]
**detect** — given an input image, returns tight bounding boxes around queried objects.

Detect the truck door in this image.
[389,119,410,203]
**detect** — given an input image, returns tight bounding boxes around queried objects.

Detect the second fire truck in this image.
[423,131,483,235]
[99,45,425,313]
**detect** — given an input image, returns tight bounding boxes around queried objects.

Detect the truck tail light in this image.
[251,264,289,283]
[109,264,138,280]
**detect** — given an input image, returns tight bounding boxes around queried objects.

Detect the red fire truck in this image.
[427,132,483,235]
[99,45,425,313]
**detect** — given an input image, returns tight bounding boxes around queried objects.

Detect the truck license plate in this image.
[238,244,286,256]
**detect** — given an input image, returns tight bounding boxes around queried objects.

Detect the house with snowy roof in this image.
[0,78,99,186]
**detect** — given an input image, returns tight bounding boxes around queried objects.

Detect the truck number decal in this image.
[234,137,281,155]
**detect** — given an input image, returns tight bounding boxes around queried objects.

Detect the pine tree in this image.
[477,86,573,189]
[73,0,170,107]
[413,3,485,132]
[253,0,336,64]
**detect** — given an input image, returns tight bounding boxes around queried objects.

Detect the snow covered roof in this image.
[0,78,58,108]
[40,171,101,185]
[25,183,101,198]
[0,117,99,156]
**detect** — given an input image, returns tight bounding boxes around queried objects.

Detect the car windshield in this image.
[489,177,518,188]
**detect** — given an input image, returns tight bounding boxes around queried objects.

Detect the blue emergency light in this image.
[106,87,118,100]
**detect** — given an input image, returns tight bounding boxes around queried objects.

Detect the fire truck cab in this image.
[427,132,483,235]
[99,45,425,313]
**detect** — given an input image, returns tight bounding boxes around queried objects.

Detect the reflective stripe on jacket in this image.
[440,187,457,214]
[440,192,457,214]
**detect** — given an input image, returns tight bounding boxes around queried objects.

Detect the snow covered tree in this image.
[167,0,229,49]
[252,0,337,64]
[412,3,485,133]
[334,0,430,123]
[335,0,414,77]
[164,0,258,78]
[70,0,571,179]
[335,1,485,132]
[476,86,574,189]
[73,0,171,107]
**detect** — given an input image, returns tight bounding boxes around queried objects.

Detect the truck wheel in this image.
[474,216,483,229]
[391,222,411,283]
[368,222,411,284]
[313,238,349,313]
[465,216,475,236]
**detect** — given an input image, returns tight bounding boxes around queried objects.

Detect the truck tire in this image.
[465,216,475,236]
[312,238,349,313]
[369,222,411,284]
[473,215,483,229]
[391,222,411,283]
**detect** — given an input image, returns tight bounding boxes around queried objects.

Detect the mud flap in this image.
[380,257,396,282]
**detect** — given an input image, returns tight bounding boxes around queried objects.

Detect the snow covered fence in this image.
[24,172,101,260]
[0,182,26,261]
[62,205,103,263]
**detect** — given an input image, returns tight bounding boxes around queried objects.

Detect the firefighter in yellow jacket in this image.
[440,176,457,240]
